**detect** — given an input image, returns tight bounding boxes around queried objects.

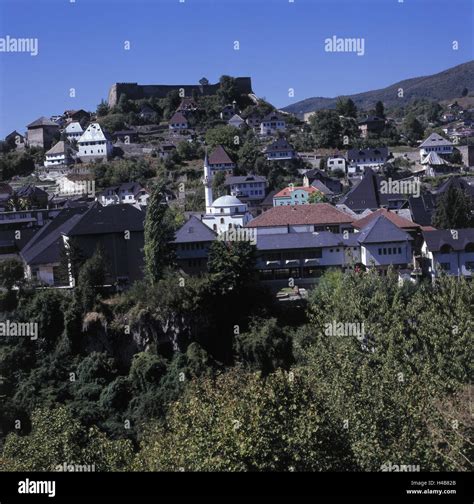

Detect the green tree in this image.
[176,140,197,161]
[336,98,357,118]
[235,318,293,375]
[217,75,239,105]
[1,407,133,471]
[299,269,472,470]
[0,151,35,181]
[205,125,240,158]
[403,115,424,144]
[310,110,342,148]
[432,186,473,229]
[162,90,181,119]
[132,369,353,471]
[447,149,463,165]
[375,100,385,118]
[129,352,168,393]
[0,259,23,290]
[207,240,257,293]
[76,247,106,312]
[212,171,226,197]
[97,113,127,133]
[143,185,176,284]
[308,191,328,204]
[96,99,110,117]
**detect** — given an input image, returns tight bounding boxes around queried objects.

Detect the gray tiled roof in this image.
[68,204,145,236]
[27,116,59,128]
[311,179,334,195]
[423,229,474,252]
[21,207,88,265]
[257,231,359,250]
[356,214,412,244]
[172,215,217,243]
[224,174,267,186]
[339,168,405,211]
[434,176,474,199]
[265,138,294,153]
[347,147,388,161]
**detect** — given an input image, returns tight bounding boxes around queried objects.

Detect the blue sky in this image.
[0,0,472,137]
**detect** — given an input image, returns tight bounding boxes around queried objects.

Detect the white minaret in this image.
[203,149,213,214]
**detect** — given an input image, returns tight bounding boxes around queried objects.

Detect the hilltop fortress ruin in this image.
[107,77,253,107]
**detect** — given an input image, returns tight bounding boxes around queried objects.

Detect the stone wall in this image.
[107,77,253,107]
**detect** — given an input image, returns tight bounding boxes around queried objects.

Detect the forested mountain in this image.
[283,61,474,116]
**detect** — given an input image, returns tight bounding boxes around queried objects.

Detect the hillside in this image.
[282,60,474,116]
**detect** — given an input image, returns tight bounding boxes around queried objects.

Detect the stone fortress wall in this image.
[108,77,253,107]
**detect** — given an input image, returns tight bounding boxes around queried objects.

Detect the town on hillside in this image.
[1,73,474,291]
[0,0,473,483]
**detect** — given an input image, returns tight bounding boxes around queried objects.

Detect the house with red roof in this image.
[273,185,320,206]
[246,203,353,234]
[353,208,419,232]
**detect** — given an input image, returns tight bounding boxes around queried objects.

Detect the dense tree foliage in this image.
[336,98,358,118]
[0,151,35,181]
[309,110,342,148]
[1,267,471,471]
[143,185,176,284]
[432,186,474,229]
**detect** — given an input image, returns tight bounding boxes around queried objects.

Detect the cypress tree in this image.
[143,185,175,284]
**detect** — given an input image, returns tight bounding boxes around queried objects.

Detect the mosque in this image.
[201,152,253,233]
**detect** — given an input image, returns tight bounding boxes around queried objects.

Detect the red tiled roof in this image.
[274,186,319,198]
[353,208,420,230]
[246,203,353,228]
[208,145,234,165]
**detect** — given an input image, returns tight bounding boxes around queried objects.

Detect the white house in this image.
[228,114,245,129]
[65,121,84,142]
[422,229,474,278]
[201,152,253,233]
[44,141,75,167]
[56,174,95,197]
[347,147,389,173]
[355,215,413,269]
[207,145,236,174]
[169,111,188,132]
[98,182,149,206]
[77,123,113,162]
[419,133,453,161]
[224,174,267,201]
[420,151,452,177]
[260,112,286,136]
[264,138,296,161]
[327,156,347,173]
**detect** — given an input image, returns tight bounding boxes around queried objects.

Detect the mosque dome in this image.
[212,195,244,207]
